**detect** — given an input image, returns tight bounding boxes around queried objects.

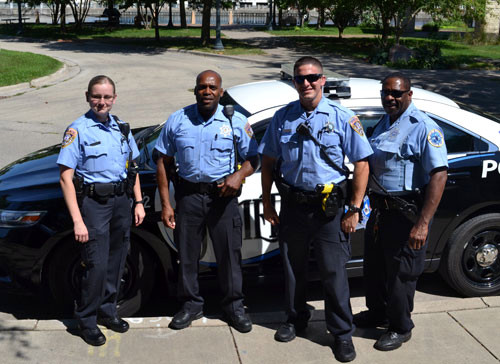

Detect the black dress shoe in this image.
[169,309,203,330]
[274,323,296,342]
[353,310,388,328]
[97,317,130,333]
[333,339,356,363]
[227,313,252,333]
[80,327,106,346]
[374,330,412,351]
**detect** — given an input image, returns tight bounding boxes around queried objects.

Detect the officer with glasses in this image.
[259,56,372,363]
[353,73,448,351]
[58,75,146,346]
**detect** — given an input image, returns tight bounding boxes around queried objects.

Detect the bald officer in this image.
[155,70,259,333]
[353,73,448,351]
[260,56,372,363]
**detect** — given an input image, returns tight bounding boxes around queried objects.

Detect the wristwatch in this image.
[135,200,144,206]
[348,205,361,214]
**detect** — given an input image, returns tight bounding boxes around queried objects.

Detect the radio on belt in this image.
[280,63,351,99]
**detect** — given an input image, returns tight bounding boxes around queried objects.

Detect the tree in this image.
[67,0,91,30]
[179,0,187,28]
[325,0,365,38]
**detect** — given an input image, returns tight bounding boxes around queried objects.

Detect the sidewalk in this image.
[1,293,499,363]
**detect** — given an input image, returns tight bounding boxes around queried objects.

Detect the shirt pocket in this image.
[83,145,108,172]
[177,137,196,164]
[280,134,299,162]
[211,137,234,164]
[321,134,341,159]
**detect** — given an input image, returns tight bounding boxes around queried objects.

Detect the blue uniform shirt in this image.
[368,102,448,192]
[154,104,258,183]
[57,110,140,184]
[259,97,373,191]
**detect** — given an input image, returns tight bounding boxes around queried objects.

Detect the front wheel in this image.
[440,213,500,297]
[47,238,155,317]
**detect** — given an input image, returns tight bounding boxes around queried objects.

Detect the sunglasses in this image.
[293,74,323,84]
[380,89,410,98]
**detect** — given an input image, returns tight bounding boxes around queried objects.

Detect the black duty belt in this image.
[369,192,418,210]
[277,179,343,206]
[180,178,221,195]
[83,181,127,198]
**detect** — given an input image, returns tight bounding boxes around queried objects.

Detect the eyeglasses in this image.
[293,74,323,84]
[380,89,410,98]
[89,94,115,101]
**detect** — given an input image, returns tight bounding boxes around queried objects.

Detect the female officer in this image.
[57,75,145,346]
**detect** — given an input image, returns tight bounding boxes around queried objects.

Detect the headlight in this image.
[0,209,47,228]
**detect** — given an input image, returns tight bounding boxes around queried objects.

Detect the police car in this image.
[1,70,499,316]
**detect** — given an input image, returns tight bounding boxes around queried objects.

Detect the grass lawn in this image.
[266,25,380,37]
[0,24,265,56]
[0,48,62,87]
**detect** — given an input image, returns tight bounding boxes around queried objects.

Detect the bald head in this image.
[195,70,224,120]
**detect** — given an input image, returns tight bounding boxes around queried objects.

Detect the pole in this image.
[214,0,224,50]
[267,0,273,30]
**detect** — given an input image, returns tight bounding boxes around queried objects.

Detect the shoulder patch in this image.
[244,122,254,138]
[62,128,77,148]
[349,116,364,137]
[427,129,444,147]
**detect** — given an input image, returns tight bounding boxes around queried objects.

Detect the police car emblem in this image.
[349,116,364,136]
[323,121,334,134]
[244,122,254,138]
[427,129,444,147]
[220,125,231,138]
[62,128,77,148]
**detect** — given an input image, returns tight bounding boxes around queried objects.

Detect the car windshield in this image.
[220,92,251,118]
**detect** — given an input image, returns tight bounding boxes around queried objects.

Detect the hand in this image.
[161,205,176,229]
[341,211,359,234]
[263,202,280,226]
[408,221,428,250]
[219,173,243,197]
[74,220,89,243]
[134,203,146,226]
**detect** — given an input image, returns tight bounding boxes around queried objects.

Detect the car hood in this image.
[0,144,61,193]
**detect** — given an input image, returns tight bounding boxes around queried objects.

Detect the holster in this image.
[369,190,421,224]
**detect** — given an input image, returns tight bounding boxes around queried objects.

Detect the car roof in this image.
[226,78,459,116]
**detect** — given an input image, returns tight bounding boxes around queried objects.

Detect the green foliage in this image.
[0,49,62,87]
[422,22,440,32]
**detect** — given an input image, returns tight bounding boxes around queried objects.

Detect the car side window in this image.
[430,117,489,154]
[252,118,272,144]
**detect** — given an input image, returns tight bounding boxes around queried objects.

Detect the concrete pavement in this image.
[0,290,499,363]
[1,28,500,363]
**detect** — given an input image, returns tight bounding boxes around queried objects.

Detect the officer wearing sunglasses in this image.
[259,56,373,362]
[354,73,448,351]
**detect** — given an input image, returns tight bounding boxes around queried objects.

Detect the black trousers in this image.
[363,209,428,334]
[278,201,354,340]
[174,192,244,316]
[76,194,131,329]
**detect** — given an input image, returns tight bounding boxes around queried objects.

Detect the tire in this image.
[47,238,155,317]
[440,213,500,297]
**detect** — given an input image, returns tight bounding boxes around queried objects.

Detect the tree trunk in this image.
[168,3,174,28]
[316,7,324,30]
[60,5,66,32]
[180,0,187,28]
[380,15,391,46]
[154,5,160,42]
[201,0,212,47]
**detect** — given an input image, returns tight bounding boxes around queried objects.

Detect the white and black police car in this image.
[1,68,499,316]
